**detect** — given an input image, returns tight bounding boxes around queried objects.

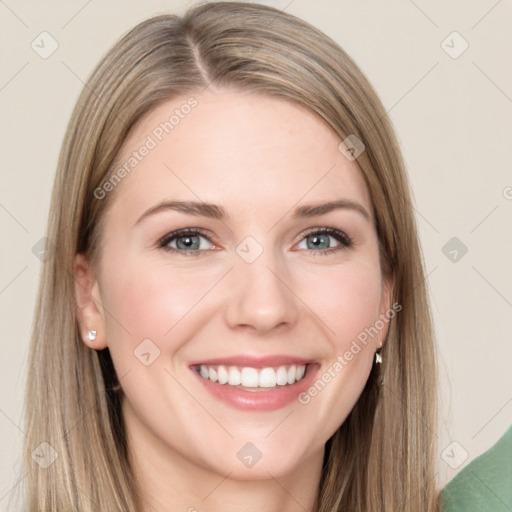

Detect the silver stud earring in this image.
[87,330,97,341]
[375,350,382,364]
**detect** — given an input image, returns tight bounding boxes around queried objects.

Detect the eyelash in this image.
[158,227,353,257]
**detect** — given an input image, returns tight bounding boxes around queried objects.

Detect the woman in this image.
[17,2,439,510]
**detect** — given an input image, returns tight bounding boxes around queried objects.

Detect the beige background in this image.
[1,0,511,503]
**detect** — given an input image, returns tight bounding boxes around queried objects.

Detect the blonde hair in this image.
[15,2,439,510]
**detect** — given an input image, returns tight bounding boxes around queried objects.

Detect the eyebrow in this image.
[293,199,370,222]
[134,198,371,226]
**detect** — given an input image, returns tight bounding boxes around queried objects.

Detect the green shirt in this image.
[441,426,512,511]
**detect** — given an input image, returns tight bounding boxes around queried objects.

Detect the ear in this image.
[74,253,108,350]
[376,273,394,350]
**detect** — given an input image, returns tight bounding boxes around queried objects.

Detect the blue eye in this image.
[159,227,353,257]
[159,229,214,255]
[296,228,353,255]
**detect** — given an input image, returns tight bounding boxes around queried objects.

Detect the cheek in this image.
[293,261,383,432]
[99,253,230,375]
[295,258,384,351]
[98,259,225,412]
[101,247,384,362]
[103,262,217,341]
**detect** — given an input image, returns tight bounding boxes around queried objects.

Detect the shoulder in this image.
[441,426,512,512]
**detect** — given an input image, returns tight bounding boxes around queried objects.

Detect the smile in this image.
[196,364,307,389]
[189,356,319,411]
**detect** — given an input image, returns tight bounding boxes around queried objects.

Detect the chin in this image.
[199,437,317,481]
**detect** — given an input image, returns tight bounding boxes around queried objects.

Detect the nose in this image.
[223,246,300,335]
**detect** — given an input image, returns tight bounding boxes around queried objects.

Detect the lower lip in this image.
[191,364,320,412]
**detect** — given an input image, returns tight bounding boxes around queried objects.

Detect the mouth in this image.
[192,363,308,391]
[189,356,319,411]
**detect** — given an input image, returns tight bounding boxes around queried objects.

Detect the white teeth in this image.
[259,368,276,388]
[241,367,259,387]
[227,367,241,386]
[276,366,288,385]
[287,365,296,385]
[217,365,228,385]
[197,363,308,388]
[208,367,218,383]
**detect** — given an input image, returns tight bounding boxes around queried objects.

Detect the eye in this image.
[159,228,216,255]
[158,227,353,257]
[296,228,353,255]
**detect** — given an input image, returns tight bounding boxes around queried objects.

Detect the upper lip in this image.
[189,355,315,369]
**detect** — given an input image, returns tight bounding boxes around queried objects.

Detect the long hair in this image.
[15,2,438,510]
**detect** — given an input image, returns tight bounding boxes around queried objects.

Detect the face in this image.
[75,88,392,481]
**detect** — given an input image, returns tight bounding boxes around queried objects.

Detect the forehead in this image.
[107,89,373,223]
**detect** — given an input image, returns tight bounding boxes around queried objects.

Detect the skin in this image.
[75,88,392,512]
